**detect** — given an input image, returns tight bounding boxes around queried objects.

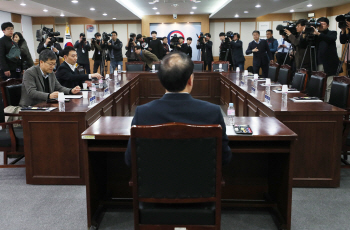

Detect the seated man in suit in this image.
[134,45,159,71]
[125,52,232,166]
[19,49,81,107]
[56,46,102,88]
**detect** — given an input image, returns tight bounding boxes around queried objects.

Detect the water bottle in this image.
[282,85,288,103]
[265,78,271,104]
[117,65,121,73]
[99,79,103,89]
[219,64,223,71]
[91,83,96,96]
[227,103,235,125]
[58,92,65,112]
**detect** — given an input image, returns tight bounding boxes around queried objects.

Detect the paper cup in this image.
[83,91,88,98]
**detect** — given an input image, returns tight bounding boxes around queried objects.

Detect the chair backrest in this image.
[291,72,306,91]
[125,62,145,72]
[0,78,22,107]
[212,61,229,72]
[152,61,161,71]
[306,72,327,98]
[329,76,350,109]
[268,63,280,82]
[278,65,291,85]
[131,123,222,201]
[0,91,5,123]
[193,61,204,71]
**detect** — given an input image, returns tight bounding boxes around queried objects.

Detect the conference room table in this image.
[82,116,297,230]
[20,70,345,188]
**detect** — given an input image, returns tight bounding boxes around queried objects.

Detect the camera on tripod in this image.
[225,31,233,44]
[304,19,321,35]
[197,32,205,44]
[102,32,112,42]
[336,12,350,29]
[36,27,63,46]
[276,21,297,36]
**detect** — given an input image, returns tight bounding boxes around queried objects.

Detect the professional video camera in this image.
[196,32,205,44]
[225,31,233,44]
[170,34,181,50]
[102,32,111,42]
[80,33,86,42]
[304,19,321,35]
[336,11,350,29]
[36,27,63,46]
[276,21,297,36]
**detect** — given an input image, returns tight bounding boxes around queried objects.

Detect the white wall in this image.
[22,15,35,63]
[0,10,11,37]
[115,24,127,58]
[273,21,284,41]
[128,24,141,36]
[241,22,256,56]
[225,22,240,34]
[328,16,343,57]
[32,24,53,60]
[210,22,225,57]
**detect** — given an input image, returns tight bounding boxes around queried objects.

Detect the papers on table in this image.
[21,107,57,112]
[64,95,83,99]
[260,83,282,87]
[273,89,300,93]
[289,97,323,103]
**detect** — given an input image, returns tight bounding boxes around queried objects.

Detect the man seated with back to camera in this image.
[340,21,350,77]
[230,33,245,71]
[196,33,213,71]
[91,32,106,74]
[134,45,159,71]
[19,49,81,107]
[56,46,102,88]
[246,30,273,78]
[180,37,192,59]
[124,52,232,166]
[37,32,63,71]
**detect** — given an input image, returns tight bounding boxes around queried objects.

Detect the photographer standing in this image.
[91,32,105,74]
[37,33,63,71]
[196,33,213,71]
[74,33,91,74]
[219,32,230,61]
[231,33,245,71]
[340,21,350,77]
[148,31,163,60]
[162,37,170,58]
[276,34,291,65]
[125,33,137,62]
[181,37,192,59]
[312,17,340,102]
[108,31,123,73]
[170,36,184,52]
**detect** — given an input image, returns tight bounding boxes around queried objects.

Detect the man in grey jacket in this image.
[19,49,81,107]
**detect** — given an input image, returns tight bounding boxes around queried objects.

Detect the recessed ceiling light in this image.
[190,11,194,14]
[234,14,239,17]
[103,13,107,16]
[43,9,48,12]
[90,8,95,11]
[244,11,249,13]
[290,9,294,12]
[307,4,312,7]
[152,7,157,10]
[156,12,160,14]
[192,7,197,9]
[20,3,26,6]
[255,4,261,8]
[60,13,65,17]
[113,18,116,19]
[71,0,78,3]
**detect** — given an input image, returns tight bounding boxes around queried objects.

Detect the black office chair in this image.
[268,63,280,82]
[305,72,327,99]
[291,72,306,91]
[212,61,229,72]
[130,123,222,230]
[125,62,145,72]
[193,61,204,72]
[278,65,291,85]
[0,78,22,108]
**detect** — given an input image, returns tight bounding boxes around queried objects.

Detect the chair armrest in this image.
[4,113,20,117]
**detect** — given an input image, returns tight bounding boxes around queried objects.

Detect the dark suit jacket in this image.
[37,41,63,69]
[125,93,232,166]
[246,39,272,66]
[230,40,245,64]
[74,40,91,64]
[56,61,90,88]
[196,41,213,63]
[181,43,192,59]
[315,29,339,76]
[340,31,350,44]
[0,35,21,72]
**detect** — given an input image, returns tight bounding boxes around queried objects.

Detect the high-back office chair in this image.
[151,61,160,71]
[0,92,24,168]
[305,71,327,99]
[329,76,350,168]
[125,62,145,72]
[278,65,291,85]
[130,123,223,230]
[212,61,229,72]
[268,63,280,82]
[291,69,308,91]
[193,61,204,72]
[0,78,22,108]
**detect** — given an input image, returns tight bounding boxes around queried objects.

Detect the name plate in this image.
[82,135,95,139]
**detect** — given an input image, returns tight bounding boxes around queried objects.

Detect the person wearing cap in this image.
[134,45,159,71]
[74,33,91,74]
[107,31,123,74]
[181,37,192,59]
[162,37,170,58]
[196,33,213,70]
[148,31,163,60]
[91,32,106,75]
[125,33,137,62]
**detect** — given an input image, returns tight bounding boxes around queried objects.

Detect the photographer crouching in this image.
[196,33,213,71]
[74,33,91,74]
[91,32,106,75]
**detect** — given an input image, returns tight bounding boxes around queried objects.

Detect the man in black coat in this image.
[181,37,192,59]
[74,33,91,74]
[148,31,163,60]
[37,35,63,72]
[108,31,123,74]
[312,17,340,102]
[231,33,246,71]
[124,52,232,166]
[246,30,273,78]
[56,46,102,88]
[0,22,21,80]
[196,33,213,71]
[340,21,350,77]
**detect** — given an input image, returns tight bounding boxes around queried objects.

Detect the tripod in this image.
[300,44,317,72]
[336,39,350,76]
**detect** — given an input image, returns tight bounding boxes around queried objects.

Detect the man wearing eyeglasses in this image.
[19,49,81,107]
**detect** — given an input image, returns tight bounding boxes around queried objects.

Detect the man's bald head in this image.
[158,52,194,92]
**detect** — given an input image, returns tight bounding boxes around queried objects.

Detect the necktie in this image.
[282,40,285,53]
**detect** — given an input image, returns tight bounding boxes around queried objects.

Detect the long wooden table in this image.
[82,116,297,230]
[20,71,345,187]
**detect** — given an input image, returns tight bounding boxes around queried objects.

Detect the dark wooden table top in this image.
[82,116,297,141]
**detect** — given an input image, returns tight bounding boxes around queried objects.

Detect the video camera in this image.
[225,31,233,44]
[276,21,297,36]
[304,19,321,35]
[80,33,86,42]
[197,32,206,44]
[102,32,112,42]
[336,12,350,29]
[36,27,63,46]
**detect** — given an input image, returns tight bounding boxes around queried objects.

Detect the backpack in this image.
[6,43,21,63]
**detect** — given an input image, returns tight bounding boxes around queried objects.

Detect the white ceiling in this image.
[0,0,349,20]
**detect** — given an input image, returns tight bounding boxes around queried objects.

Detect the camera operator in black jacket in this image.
[74,33,91,74]
[230,33,245,71]
[125,33,137,62]
[181,37,192,59]
[37,36,63,71]
[91,32,106,74]
[107,31,123,74]
[340,21,350,77]
[196,33,213,71]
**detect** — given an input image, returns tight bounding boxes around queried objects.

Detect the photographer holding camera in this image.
[136,34,150,50]
[162,37,170,58]
[125,33,137,62]
[196,33,213,71]
[91,32,106,74]
[74,33,91,74]
[181,37,192,59]
[219,32,231,63]
[231,33,245,71]
[37,31,63,71]
[340,20,350,77]
[107,31,123,73]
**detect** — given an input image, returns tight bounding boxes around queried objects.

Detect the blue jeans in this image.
[236,62,245,72]
[110,58,123,74]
